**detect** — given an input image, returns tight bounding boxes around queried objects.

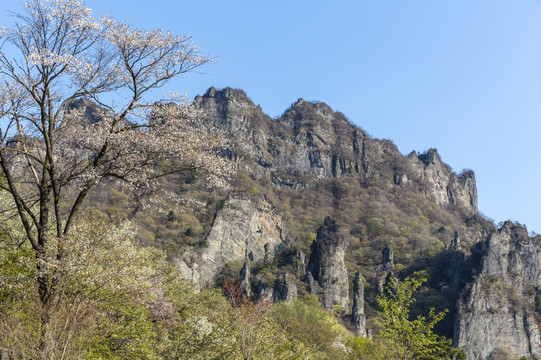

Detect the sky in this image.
[1,1,540,233]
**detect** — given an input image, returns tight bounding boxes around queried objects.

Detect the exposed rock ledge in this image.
[179,192,288,287]
[455,222,541,360]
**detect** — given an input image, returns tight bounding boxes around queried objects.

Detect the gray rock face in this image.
[176,258,200,284]
[256,280,273,302]
[273,273,298,302]
[408,149,477,213]
[306,217,349,310]
[455,222,541,360]
[382,244,393,264]
[292,249,306,270]
[352,271,368,336]
[195,192,287,286]
[306,272,319,295]
[239,262,252,298]
[375,245,395,293]
[194,87,477,213]
[67,98,104,124]
[195,88,370,182]
[445,233,465,290]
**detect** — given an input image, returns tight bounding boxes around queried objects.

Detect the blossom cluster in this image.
[0,0,232,252]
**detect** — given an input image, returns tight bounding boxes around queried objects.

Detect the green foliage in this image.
[376,276,462,360]
[0,220,317,359]
[0,220,160,358]
[272,295,350,357]
[179,213,204,235]
[345,336,390,360]
[333,304,345,317]
[167,210,177,223]
[0,246,36,306]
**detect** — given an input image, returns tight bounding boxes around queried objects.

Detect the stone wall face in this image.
[455,223,541,360]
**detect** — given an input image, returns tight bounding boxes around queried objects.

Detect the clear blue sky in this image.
[2,1,541,233]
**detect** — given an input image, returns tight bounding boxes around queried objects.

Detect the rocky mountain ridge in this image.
[188,87,541,359]
[455,222,541,359]
[194,87,478,214]
[75,86,537,359]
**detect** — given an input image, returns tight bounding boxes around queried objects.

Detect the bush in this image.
[272,295,350,355]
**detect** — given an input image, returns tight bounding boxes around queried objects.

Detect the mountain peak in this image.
[200,86,254,105]
[286,97,334,116]
[418,148,441,166]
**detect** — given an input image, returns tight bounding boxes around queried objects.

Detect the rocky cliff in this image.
[306,217,349,311]
[352,271,368,336]
[181,87,541,356]
[409,149,477,212]
[455,222,541,359]
[71,88,539,357]
[375,245,395,294]
[194,87,477,213]
[273,273,298,302]
[179,192,288,286]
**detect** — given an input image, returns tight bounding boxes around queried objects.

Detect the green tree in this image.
[2,217,291,359]
[376,276,464,360]
[345,336,390,360]
[0,220,161,358]
[271,295,351,358]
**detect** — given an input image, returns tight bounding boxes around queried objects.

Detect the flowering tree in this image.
[0,219,161,358]
[0,0,229,355]
[0,217,234,358]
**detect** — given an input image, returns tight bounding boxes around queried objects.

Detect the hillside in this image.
[80,87,540,359]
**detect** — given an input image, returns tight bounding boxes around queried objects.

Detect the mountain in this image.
[194,86,477,214]
[84,87,538,359]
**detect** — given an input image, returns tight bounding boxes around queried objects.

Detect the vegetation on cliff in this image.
[1,0,536,359]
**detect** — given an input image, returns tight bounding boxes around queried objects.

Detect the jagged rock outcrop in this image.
[185,87,496,352]
[375,245,395,293]
[67,98,104,124]
[194,87,477,214]
[194,87,372,182]
[293,249,306,269]
[182,192,288,286]
[352,271,368,336]
[256,280,273,302]
[407,149,477,213]
[176,258,200,284]
[273,273,298,302]
[455,222,541,360]
[445,232,465,290]
[239,262,252,298]
[306,217,349,310]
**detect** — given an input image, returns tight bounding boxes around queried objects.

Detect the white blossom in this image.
[0,0,231,253]
[186,316,214,339]
[0,4,233,355]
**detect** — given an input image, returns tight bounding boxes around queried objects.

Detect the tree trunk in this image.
[38,303,51,359]
[36,237,55,359]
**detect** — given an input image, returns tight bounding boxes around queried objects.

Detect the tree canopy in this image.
[376,276,465,360]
